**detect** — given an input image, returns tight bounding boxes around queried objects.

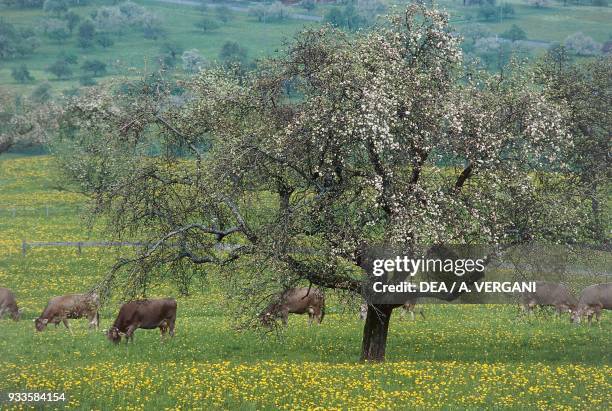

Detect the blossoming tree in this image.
[56,5,588,361]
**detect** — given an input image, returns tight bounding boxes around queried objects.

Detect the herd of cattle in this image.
[0,281,610,343]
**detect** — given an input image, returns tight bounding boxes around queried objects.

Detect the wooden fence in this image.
[20,240,240,256]
[21,241,145,256]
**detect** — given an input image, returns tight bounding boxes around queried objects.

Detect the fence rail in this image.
[20,240,240,256]
[21,240,145,256]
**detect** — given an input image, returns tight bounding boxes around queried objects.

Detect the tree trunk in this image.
[360,304,393,362]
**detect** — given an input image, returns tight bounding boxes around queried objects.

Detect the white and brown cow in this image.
[260,287,325,327]
[34,293,100,333]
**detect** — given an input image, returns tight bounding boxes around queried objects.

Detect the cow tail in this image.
[96,310,100,329]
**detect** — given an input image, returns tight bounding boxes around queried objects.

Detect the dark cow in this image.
[260,287,325,327]
[0,287,22,321]
[520,281,577,316]
[35,293,100,333]
[571,283,612,325]
[106,298,177,344]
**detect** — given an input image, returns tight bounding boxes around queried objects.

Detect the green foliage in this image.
[194,17,221,33]
[158,43,184,68]
[30,82,52,103]
[501,24,527,42]
[81,59,107,77]
[219,40,248,65]
[11,64,34,83]
[324,5,367,31]
[215,5,234,23]
[0,18,38,59]
[43,0,68,16]
[77,20,96,49]
[96,33,114,48]
[46,54,77,79]
[64,11,81,34]
[47,26,70,44]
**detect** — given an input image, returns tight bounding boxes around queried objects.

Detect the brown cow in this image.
[571,283,612,325]
[260,287,325,327]
[106,298,177,344]
[34,293,100,334]
[0,287,22,321]
[520,281,577,316]
[359,297,424,321]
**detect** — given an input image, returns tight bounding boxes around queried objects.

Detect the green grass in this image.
[1,0,611,94]
[0,155,610,409]
[0,1,314,93]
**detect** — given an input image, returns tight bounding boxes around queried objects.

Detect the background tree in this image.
[194,17,220,33]
[43,0,68,16]
[564,32,601,56]
[182,48,206,73]
[47,25,70,44]
[158,43,183,68]
[81,59,107,77]
[218,40,248,65]
[56,5,587,362]
[64,10,80,34]
[77,20,96,48]
[501,24,527,42]
[46,55,76,79]
[536,55,611,244]
[0,88,60,155]
[0,18,38,59]
[215,5,234,23]
[11,64,34,83]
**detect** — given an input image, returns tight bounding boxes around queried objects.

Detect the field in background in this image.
[0,155,610,409]
[1,0,611,94]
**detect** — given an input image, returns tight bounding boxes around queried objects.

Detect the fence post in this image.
[22,239,27,257]
[77,242,82,255]
[46,205,49,217]
[12,208,16,218]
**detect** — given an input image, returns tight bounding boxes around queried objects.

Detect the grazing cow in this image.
[360,298,424,321]
[520,281,577,316]
[571,283,612,325]
[0,287,22,321]
[400,300,425,321]
[34,293,100,334]
[260,287,325,327]
[106,298,177,344]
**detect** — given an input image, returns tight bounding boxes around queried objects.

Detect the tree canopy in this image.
[55,5,598,361]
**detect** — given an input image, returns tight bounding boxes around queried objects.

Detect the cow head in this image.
[570,306,592,324]
[258,303,280,328]
[34,317,48,331]
[106,326,121,344]
[12,308,23,321]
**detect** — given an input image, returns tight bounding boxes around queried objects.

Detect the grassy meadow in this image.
[1,0,611,94]
[0,155,611,409]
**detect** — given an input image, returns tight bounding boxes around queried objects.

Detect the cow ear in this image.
[18,308,24,313]
[42,318,49,324]
[32,318,36,322]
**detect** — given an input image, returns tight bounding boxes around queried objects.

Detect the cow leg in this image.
[281,309,289,326]
[62,319,73,335]
[0,307,5,319]
[168,318,175,337]
[594,307,602,324]
[307,307,314,326]
[410,310,415,321]
[125,325,137,343]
